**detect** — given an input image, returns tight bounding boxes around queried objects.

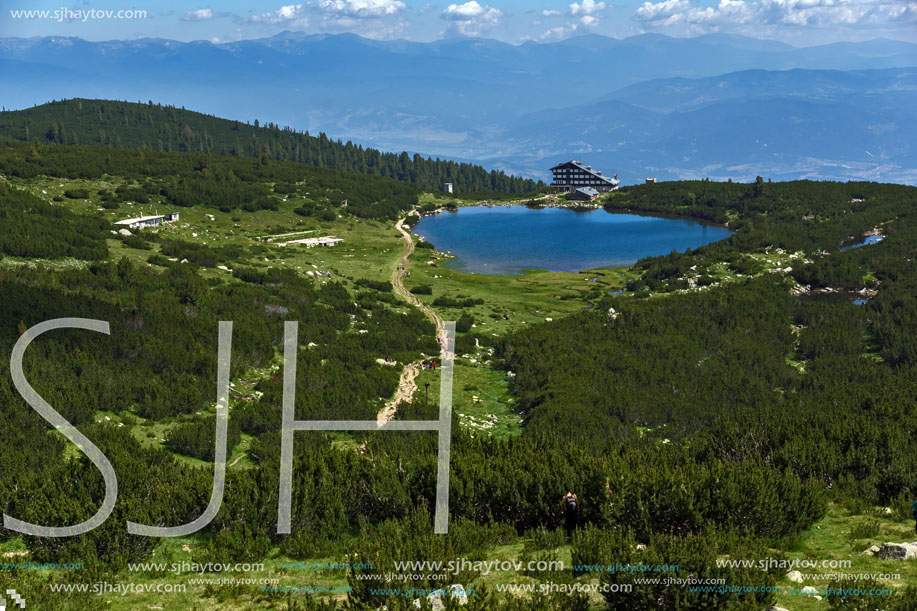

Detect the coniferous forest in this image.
[0,99,542,194]
[1,124,917,610]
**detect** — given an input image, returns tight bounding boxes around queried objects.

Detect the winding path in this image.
[377,213,446,425]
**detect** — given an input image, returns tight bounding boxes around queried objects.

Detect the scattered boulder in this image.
[862,545,880,555]
[118,228,132,236]
[765,607,790,611]
[877,542,917,560]
[800,586,819,596]
[447,584,469,605]
[786,570,804,583]
[425,584,469,610]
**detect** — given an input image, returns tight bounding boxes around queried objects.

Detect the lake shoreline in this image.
[431,197,735,231]
[411,204,734,276]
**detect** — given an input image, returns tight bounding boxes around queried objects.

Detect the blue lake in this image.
[412,206,733,275]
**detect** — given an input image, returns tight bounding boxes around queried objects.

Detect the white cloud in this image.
[317,15,410,38]
[246,4,309,25]
[538,20,589,39]
[182,8,215,21]
[316,0,406,18]
[570,0,608,16]
[541,9,563,16]
[633,0,917,31]
[568,0,608,27]
[441,1,503,35]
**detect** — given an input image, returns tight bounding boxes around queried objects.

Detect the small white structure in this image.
[278,236,344,248]
[443,182,454,194]
[114,212,179,230]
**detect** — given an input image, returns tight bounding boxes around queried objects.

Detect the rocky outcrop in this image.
[876,542,917,560]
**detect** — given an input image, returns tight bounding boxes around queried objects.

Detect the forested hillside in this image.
[2,135,917,610]
[0,138,419,220]
[0,99,542,194]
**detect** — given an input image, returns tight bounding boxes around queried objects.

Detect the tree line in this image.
[0,99,541,194]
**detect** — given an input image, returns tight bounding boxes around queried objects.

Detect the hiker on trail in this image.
[912,500,917,534]
[562,488,578,536]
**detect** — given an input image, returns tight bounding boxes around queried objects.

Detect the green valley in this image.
[2,125,917,611]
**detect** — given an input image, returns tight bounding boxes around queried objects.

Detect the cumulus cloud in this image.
[316,0,406,18]
[182,8,215,21]
[441,1,503,35]
[633,0,917,31]
[246,4,309,25]
[570,0,608,16]
[568,0,608,28]
[539,24,575,39]
[541,9,563,16]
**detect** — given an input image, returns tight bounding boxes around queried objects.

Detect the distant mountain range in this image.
[492,67,917,183]
[2,32,915,184]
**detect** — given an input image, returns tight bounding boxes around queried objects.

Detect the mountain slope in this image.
[0,99,540,193]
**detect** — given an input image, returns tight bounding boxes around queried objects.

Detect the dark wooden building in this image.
[568,187,599,201]
[550,160,620,193]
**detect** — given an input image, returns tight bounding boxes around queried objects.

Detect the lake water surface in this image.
[413,206,733,274]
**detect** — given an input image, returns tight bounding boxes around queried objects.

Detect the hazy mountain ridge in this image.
[2,32,915,183]
[484,67,917,183]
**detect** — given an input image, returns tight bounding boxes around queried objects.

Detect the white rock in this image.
[801,586,819,596]
[118,228,132,236]
[447,584,469,605]
[427,590,446,611]
[863,545,880,555]
[786,570,804,583]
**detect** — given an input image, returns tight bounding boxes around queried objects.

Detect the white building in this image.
[443,182,454,194]
[114,212,179,230]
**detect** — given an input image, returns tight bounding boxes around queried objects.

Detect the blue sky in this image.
[4,0,915,45]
